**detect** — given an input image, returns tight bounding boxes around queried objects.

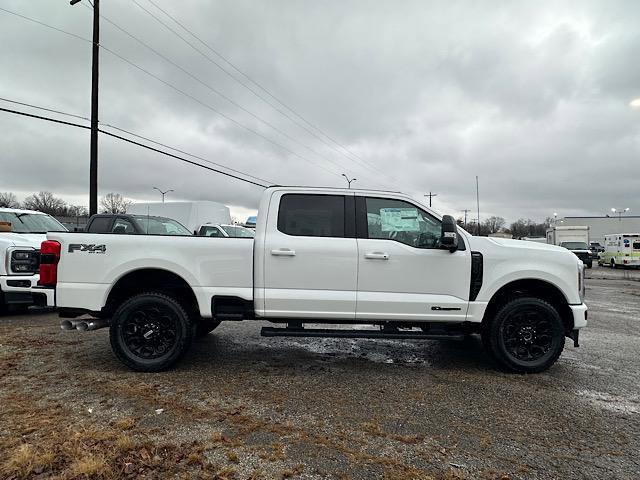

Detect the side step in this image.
[261,325,465,340]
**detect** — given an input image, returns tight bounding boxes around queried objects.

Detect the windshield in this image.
[132,216,192,236]
[220,225,255,238]
[561,242,589,250]
[0,212,67,233]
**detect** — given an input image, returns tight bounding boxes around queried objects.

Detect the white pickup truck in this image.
[38,187,587,373]
[0,208,67,313]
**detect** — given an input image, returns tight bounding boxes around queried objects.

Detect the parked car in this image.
[559,241,593,268]
[197,224,255,238]
[0,208,67,313]
[38,187,587,373]
[86,214,192,236]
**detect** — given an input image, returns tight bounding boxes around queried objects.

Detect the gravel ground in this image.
[0,264,639,479]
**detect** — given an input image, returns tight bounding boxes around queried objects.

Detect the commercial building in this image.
[558,216,640,244]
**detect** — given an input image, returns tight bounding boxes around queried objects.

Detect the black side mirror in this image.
[439,215,459,252]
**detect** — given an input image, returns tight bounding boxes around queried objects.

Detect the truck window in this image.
[364,197,441,248]
[277,194,345,237]
[87,217,113,233]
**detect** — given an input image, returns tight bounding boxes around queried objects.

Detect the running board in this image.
[261,326,465,340]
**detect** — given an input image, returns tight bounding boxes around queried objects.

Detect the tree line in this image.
[459,215,551,238]
[0,191,132,216]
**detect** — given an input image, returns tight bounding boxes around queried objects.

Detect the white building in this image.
[558,216,640,244]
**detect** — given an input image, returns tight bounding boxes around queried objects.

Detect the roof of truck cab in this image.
[0,207,47,215]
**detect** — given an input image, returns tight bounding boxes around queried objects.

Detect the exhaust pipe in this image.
[60,320,82,331]
[76,319,110,332]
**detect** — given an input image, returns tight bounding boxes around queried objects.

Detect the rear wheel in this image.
[611,259,616,269]
[482,297,565,373]
[110,292,194,372]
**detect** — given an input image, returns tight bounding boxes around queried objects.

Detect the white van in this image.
[599,234,640,268]
[128,201,231,235]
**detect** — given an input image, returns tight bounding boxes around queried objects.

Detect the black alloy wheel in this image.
[110,292,193,372]
[483,297,565,373]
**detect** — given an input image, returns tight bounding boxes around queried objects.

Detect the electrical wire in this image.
[92,6,357,178]
[143,0,395,180]
[0,105,269,188]
[0,6,343,179]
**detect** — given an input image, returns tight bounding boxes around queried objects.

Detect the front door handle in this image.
[271,248,296,256]
[364,252,389,260]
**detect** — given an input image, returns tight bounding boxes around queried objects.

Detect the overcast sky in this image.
[1,0,639,223]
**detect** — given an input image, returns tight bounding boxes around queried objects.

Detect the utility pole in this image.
[424,191,437,208]
[153,187,174,203]
[461,209,471,228]
[70,0,99,216]
[341,174,356,189]
[475,176,480,235]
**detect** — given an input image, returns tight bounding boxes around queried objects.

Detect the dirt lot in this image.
[1,265,639,479]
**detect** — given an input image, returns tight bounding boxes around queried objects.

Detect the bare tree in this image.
[65,205,89,217]
[100,193,132,214]
[483,216,506,234]
[0,192,20,208]
[23,191,67,215]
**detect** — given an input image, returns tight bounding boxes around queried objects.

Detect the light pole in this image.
[461,209,471,228]
[553,212,558,225]
[341,174,356,189]
[424,191,438,208]
[611,207,630,221]
[70,0,100,216]
[153,187,174,203]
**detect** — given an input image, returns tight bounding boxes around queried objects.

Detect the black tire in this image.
[611,259,616,269]
[0,291,7,316]
[482,297,565,373]
[109,292,194,372]
[586,261,592,269]
[195,319,221,337]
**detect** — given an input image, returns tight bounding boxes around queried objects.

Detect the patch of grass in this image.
[1,443,54,478]
[227,450,239,463]
[68,454,111,478]
[115,434,135,451]
[281,463,304,478]
[113,416,136,430]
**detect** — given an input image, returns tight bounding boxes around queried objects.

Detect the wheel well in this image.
[482,279,573,334]
[104,269,199,318]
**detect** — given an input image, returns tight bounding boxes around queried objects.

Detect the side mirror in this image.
[439,215,459,252]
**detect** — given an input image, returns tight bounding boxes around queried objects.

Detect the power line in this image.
[92,6,358,179]
[135,0,390,181]
[0,105,269,188]
[0,96,90,122]
[0,6,343,180]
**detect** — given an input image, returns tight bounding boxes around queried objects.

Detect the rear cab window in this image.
[277,194,346,237]
[87,217,113,233]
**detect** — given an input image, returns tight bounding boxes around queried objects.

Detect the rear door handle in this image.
[271,248,296,256]
[364,252,389,260]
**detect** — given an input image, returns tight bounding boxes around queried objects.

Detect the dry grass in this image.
[115,434,135,451]
[1,443,54,478]
[68,454,111,478]
[112,416,136,430]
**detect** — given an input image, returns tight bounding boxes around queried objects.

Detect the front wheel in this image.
[110,292,194,372]
[482,297,565,373]
[586,261,592,269]
[611,259,616,269]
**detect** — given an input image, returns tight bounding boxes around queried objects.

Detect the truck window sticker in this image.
[379,208,419,232]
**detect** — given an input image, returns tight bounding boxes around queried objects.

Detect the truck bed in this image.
[47,232,254,316]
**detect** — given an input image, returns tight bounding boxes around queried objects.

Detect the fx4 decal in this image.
[68,244,107,254]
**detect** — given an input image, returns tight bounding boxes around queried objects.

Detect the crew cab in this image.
[0,208,67,313]
[38,187,587,373]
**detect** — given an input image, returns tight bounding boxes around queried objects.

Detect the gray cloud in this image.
[1,0,639,223]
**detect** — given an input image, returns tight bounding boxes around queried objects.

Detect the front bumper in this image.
[1,274,37,305]
[570,303,588,329]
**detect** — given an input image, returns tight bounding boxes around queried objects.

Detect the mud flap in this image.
[568,329,580,347]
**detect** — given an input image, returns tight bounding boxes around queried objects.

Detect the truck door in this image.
[262,192,357,319]
[355,196,470,322]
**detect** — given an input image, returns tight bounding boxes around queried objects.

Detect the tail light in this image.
[39,240,61,287]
